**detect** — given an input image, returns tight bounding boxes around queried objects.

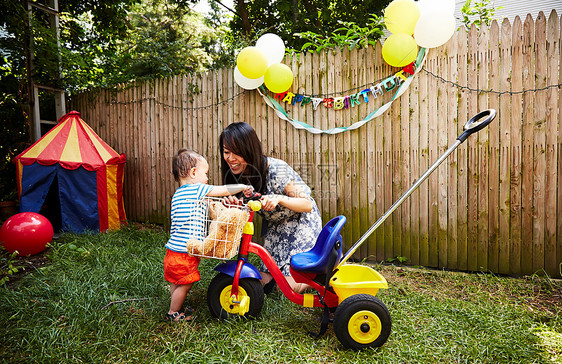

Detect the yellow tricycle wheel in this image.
[218,286,250,315]
[333,294,392,350]
[348,310,382,344]
[207,273,264,320]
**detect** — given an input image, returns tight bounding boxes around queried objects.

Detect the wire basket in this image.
[181,197,249,260]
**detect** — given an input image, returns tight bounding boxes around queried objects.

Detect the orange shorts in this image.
[163,249,201,285]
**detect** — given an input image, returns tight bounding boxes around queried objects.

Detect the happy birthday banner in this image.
[257,47,427,135]
[270,62,417,111]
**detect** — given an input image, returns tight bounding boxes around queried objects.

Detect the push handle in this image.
[457,109,496,143]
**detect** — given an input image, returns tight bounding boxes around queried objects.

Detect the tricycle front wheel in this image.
[207,273,264,320]
[333,294,391,350]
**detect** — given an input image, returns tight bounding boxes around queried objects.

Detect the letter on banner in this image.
[275,92,287,102]
[293,94,304,105]
[349,93,361,107]
[312,98,323,110]
[381,76,396,92]
[395,71,408,82]
[370,84,384,98]
[360,89,370,103]
[282,92,295,104]
[333,97,345,110]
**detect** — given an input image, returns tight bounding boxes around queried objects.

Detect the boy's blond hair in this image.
[172,149,204,183]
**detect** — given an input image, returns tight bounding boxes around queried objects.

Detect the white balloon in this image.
[255,33,286,66]
[416,0,455,15]
[414,10,456,48]
[234,66,264,90]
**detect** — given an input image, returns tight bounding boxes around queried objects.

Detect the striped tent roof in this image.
[15,111,124,170]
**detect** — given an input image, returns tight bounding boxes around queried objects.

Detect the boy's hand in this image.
[242,185,254,197]
[222,195,241,207]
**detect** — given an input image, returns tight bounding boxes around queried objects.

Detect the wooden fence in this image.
[72,11,562,277]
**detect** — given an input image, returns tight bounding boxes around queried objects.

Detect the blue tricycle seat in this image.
[290,216,346,274]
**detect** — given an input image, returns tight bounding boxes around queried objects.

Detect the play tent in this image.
[14,111,126,232]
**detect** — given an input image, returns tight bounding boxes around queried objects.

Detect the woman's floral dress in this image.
[258,157,322,275]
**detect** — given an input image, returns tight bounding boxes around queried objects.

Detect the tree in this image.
[230,0,391,50]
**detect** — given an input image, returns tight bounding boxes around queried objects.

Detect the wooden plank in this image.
[366,45,378,260]
[338,47,350,255]
[317,50,328,224]
[374,42,385,261]
[427,47,439,268]
[498,18,512,275]
[357,46,369,259]
[400,52,411,264]
[349,47,361,254]
[211,71,220,184]
[162,79,171,223]
[437,37,449,269]
[488,20,500,273]
[391,62,402,260]
[140,82,148,220]
[467,24,479,271]
[382,57,393,262]
[533,12,547,274]
[418,47,429,267]
[128,84,135,220]
[544,10,559,277]
[292,54,303,209]
[149,80,157,219]
[477,23,490,271]
[457,25,469,270]
[510,16,524,276]
[328,48,338,223]
[558,11,562,278]
[446,32,459,270]
[408,52,421,266]
[521,14,535,275]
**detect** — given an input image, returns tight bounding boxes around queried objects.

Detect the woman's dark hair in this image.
[219,122,268,193]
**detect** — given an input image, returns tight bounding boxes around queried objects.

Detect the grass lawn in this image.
[1,224,561,363]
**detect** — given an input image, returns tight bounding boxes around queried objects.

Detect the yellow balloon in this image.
[384,0,420,35]
[264,63,293,93]
[237,47,268,79]
[382,33,418,67]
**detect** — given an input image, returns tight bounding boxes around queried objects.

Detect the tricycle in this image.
[202,109,496,350]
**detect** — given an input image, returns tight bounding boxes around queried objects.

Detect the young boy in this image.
[164,149,252,321]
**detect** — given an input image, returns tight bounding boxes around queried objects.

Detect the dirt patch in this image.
[2,248,51,288]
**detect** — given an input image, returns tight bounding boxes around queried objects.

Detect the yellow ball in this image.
[264,63,293,93]
[236,47,268,79]
[382,33,418,67]
[384,0,420,35]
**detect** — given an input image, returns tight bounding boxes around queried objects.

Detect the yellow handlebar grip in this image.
[248,200,262,211]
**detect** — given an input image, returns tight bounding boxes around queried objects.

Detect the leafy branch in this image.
[292,15,386,53]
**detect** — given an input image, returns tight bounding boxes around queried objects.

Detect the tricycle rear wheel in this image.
[333,294,391,350]
[207,273,264,320]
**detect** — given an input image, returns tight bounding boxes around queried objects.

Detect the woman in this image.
[220,122,322,293]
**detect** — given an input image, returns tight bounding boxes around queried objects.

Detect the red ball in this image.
[0,212,54,256]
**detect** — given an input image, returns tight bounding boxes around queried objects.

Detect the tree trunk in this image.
[236,0,251,35]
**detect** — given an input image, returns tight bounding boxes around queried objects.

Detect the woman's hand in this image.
[260,195,281,211]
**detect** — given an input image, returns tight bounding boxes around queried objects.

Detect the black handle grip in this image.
[243,192,262,203]
[457,109,497,143]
